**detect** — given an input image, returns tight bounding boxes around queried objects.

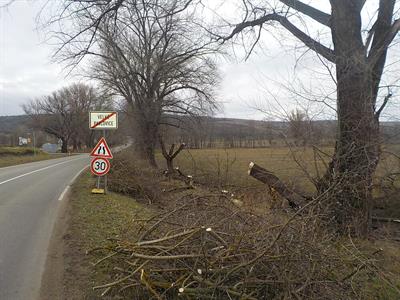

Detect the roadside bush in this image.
[0,147,42,156]
[108,149,165,203]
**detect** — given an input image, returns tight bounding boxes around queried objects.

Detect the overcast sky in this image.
[0,0,399,121]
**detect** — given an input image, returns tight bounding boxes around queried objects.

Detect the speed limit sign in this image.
[91,157,111,176]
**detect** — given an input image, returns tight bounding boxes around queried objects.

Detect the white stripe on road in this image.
[0,157,87,186]
[58,165,89,201]
[0,155,73,171]
[57,186,70,202]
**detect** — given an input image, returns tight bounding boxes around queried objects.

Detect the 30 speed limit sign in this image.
[91,157,111,176]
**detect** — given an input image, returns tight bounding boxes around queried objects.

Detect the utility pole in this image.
[33,131,36,156]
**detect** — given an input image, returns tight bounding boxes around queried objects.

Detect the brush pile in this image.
[89,193,374,299]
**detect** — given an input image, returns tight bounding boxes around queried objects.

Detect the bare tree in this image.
[221,0,400,234]
[52,0,219,166]
[287,109,310,146]
[23,83,106,152]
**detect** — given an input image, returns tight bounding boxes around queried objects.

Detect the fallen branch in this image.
[248,162,307,208]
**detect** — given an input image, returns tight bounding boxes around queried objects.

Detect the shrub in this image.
[108,149,165,203]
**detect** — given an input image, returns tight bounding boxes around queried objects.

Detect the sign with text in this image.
[89,111,118,130]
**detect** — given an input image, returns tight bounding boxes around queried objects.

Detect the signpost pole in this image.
[33,131,36,157]
[103,129,107,194]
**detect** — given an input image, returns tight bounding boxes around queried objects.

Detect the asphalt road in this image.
[0,155,89,300]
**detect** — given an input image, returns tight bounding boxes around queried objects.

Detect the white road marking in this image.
[57,186,70,202]
[0,155,74,171]
[58,165,89,201]
[0,157,87,186]
[69,165,89,185]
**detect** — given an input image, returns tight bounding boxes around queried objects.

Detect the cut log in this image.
[248,162,306,209]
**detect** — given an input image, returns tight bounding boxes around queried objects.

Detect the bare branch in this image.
[225,13,335,62]
[279,0,331,27]
[375,90,393,118]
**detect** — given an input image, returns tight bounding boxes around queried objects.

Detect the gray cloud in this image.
[0,0,73,115]
[1,0,399,121]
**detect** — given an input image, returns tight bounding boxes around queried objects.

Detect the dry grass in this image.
[156,145,400,195]
[158,147,325,191]
[0,146,68,168]
[0,146,40,155]
[67,146,400,299]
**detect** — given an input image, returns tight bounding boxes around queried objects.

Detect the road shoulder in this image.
[38,172,151,299]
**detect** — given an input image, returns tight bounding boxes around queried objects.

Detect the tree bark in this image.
[132,106,160,168]
[320,1,381,235]
[327,77,379,234]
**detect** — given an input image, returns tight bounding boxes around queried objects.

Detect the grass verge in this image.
[0,147,67,168]
[63,171,153,299]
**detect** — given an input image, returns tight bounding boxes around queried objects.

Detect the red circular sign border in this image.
[91,157,111,176]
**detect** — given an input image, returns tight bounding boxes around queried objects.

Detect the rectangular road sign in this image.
[89,111,118,130]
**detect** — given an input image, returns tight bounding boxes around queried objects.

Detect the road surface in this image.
[0,155,89,300]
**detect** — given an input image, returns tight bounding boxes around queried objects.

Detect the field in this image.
[0,146,66,167]
[157,145,400,194]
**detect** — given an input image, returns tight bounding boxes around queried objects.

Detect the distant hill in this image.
[1,114,399,144]
[0,115,31,133]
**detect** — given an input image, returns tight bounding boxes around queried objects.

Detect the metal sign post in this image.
[103,129,107,194]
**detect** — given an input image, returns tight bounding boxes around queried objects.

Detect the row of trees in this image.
[23,83,112,152]
[160,113,335,149]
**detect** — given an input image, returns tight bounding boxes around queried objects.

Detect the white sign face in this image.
[18,137,28,146]
[89,111,118,130]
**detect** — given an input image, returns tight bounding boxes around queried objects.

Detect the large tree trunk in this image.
[61,137,68,153]
[325,77,380,234]
[321,1,381,235]
[132,106,159,168]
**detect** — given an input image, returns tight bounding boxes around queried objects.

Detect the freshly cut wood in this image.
[372,217,400,223]
[248,162,306,209]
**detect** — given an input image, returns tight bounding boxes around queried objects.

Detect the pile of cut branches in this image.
[89,193,382,299]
